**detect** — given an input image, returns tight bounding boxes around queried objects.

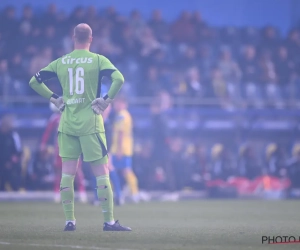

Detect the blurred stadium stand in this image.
[1,1,300,199]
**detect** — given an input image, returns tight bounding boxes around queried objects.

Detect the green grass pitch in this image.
[0,200,300,250]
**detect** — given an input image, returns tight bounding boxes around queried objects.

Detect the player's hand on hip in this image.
[91,102,104,115]
[91,95,113,115]
[50,96,65,112]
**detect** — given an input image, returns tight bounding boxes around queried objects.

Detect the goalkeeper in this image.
[29,23,131,232]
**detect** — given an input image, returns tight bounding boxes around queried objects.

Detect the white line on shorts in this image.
[0,241,133,250]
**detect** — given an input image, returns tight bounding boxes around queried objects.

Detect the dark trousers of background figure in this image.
[0,163,21,191]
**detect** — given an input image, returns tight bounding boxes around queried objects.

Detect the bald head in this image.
[74,23,92,44]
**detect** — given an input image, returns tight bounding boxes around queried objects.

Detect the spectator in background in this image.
[191,11,207,41]
[69,6,86,27]
[241,27,259,46]
[199,45,215,81]
[218,49,242,101]
[258,50,277,85]
[148,10,169,42]
[211,67,228,102]
[42,25,60,52]
[285,144,300,191]
[62,28,74,53]
[183,144,206,190]
[9,53,27,81]
[171,70,188,96]
[177,46,198,70]
[265,143,286,177]
[258,50,281,103]
[239,45,261,103]
[41,4,58,27]
[29,47,53,76]
[85,6,98,28]
[140,66,162,96]
[186,67,204,97]
[20,5,35,31]
[105,6,119,24]
[0,6,18,57]
[220,27,241,49]
[171,11,195,44]
[115,25,139,58]
[0,115,22,191]
[260,26,280,52]
[0,59,11,97]
[285,29,300,63]
[150,100,168,173]
[165,137,185,190]
[27,148,54,190]
[218,49,241,84]
[239,45,259,84]
[238,144,261,179]
[92,27,121,59]
[16,15,33,53]
[133,141,153,190]
[138,27,160,58]
[8,53,30,95]
[128,10,146,39]
[0,5,299,107]
[209,143,233,180]
[0,32,5,59]
[275,46,295,86]
[56,10,69,37]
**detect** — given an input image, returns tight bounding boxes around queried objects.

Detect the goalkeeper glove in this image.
[50,94,65,112]
[91,94,113,115]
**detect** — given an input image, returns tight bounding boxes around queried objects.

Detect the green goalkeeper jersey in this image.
[29,49,124,136]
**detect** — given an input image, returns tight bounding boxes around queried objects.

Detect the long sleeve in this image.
[108,70,124,99]
[99,56,124,99]
[29,77,53,99]
[29,59,58,99]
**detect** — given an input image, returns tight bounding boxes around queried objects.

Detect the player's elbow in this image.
[29,76,37,88]
[113,70,125,86]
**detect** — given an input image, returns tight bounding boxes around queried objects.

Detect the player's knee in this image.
[90,156,108,166]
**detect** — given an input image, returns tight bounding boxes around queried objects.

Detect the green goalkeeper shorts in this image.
[58,132,108,163]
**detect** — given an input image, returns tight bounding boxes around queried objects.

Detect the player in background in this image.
[110,97,139,204]
[40,103,87,203]
[29,23,131,231]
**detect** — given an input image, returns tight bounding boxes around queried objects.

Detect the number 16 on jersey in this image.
[68,67,85,95]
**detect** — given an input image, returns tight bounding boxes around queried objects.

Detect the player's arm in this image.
[91,57,124,115]
[29,60,65,111]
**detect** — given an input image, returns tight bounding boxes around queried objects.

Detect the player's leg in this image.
[122,157,139,202]
[81,133,131,231]
[53,155,62,203]
[90,156,114,223]
[58,132,81,231]
[110,155,123,205]
[75,157,87,203]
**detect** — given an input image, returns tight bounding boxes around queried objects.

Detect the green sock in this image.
[96,175,114,223]
[60,174,75,221]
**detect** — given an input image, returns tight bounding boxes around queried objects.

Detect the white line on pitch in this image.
[0,241,133,250]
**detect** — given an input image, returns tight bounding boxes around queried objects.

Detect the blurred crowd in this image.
[0,5,300,107]
[1,113,300,193]
[1,4,300,195]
